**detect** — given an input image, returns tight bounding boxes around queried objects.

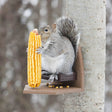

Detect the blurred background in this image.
[0,0,111,112]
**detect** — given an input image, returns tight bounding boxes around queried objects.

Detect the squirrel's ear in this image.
[52,24,56,32]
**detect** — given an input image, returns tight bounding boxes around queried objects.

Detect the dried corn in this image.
[59,86,63,88]
[56,86,58,89]
[66,85,70,88]
[27,32,41,88]
[48,85,52,88]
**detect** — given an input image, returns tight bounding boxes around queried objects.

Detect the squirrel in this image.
[33,17,80,81]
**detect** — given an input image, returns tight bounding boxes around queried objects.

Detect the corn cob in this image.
[27,32,41,88]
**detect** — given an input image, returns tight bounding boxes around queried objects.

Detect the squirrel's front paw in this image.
[36,47,43,54]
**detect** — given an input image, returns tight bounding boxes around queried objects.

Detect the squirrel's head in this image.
[39,25,51,43]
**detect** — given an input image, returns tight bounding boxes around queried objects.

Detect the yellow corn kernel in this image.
[48,85,52,88]
[66,85,70,88]
[59,86,63,88]
[27,32,41,88]
[56,86,58,89]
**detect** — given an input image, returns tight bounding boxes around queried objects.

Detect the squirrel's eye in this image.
[44,29,48,32]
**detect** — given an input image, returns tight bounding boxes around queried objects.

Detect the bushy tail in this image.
[56,17,80,56]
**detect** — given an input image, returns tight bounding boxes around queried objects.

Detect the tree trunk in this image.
[62,0,106,112]
[105,0,112,112]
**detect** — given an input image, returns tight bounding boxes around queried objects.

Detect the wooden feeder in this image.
[23,46,84,95]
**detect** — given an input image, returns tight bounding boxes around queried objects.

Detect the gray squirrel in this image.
[33,17,80,81]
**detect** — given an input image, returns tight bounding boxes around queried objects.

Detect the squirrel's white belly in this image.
[41,54,65,73]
